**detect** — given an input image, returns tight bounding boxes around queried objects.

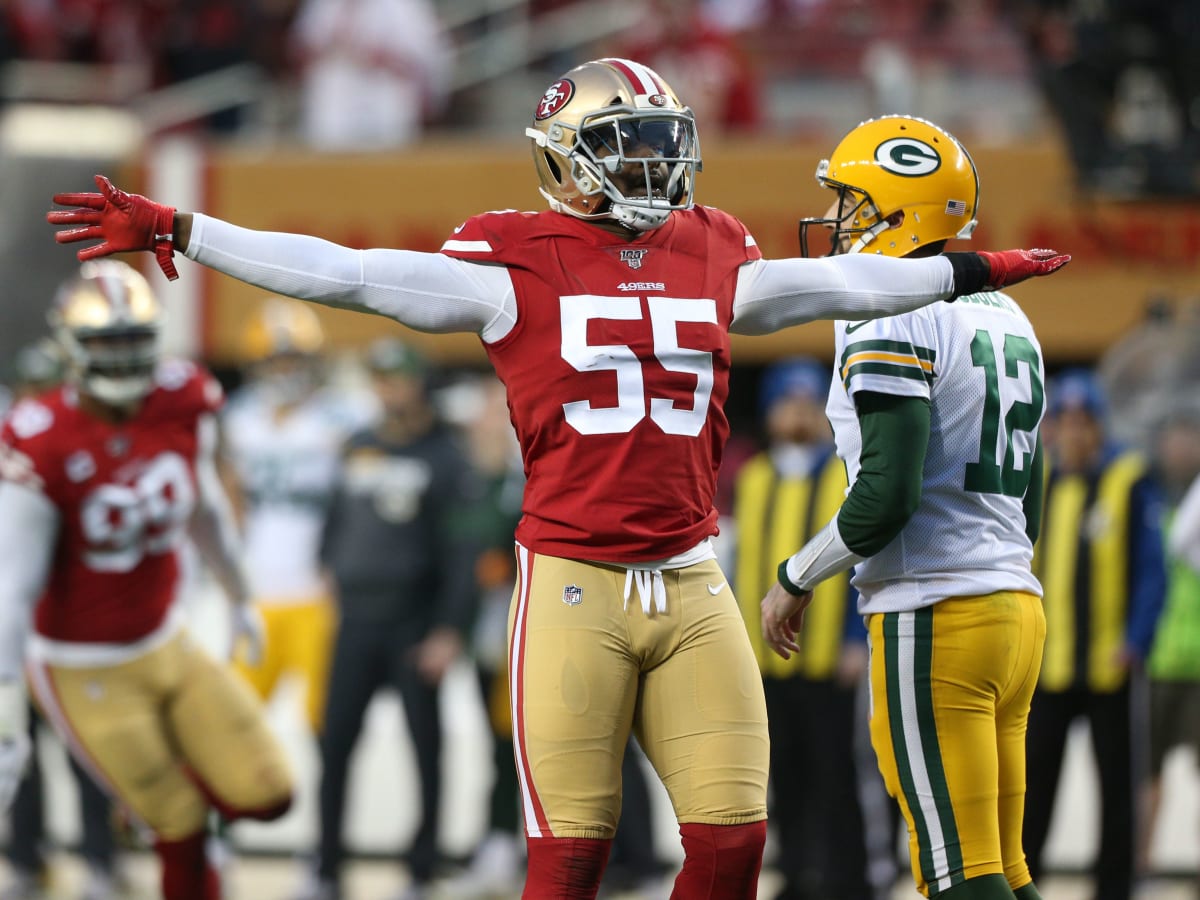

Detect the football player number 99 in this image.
[560,294,717,437]
[80,451,196,572]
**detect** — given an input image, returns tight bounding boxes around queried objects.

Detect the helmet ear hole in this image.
[543,151,563,184]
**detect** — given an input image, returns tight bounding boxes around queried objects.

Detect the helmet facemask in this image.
[798,168,888,257]
[574,110,699,230]
[66,327,159,407]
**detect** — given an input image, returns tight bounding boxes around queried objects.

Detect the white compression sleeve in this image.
[0,482,58,683]
[1170,472,1200,572]
[730,254,955,335]
[783,517,865,593]
[184,213,518,341]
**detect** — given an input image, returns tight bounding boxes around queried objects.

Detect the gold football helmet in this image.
[240,297,325,363]
[49,260,162,407]
[799,115,979,257]
[526,57,701,231]
[240,298,325,405]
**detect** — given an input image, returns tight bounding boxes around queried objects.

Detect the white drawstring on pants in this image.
[623,568,667,615]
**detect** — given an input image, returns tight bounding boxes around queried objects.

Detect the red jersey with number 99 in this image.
[0,361,222,643]
[441,207,760,562]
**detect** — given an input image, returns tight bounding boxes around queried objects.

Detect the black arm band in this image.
[942,252,991,300]
[777,560,808,596]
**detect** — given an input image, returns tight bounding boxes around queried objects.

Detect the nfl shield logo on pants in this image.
[562,584,583,606]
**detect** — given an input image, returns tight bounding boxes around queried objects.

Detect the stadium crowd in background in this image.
[1,1,1194,192]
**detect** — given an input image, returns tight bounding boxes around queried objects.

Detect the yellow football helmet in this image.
[48,260,162,407]
[240,297,325,363]
[526,57,701,231]
[799,115,979,258]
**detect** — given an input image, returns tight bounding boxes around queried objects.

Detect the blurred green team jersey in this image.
[1148,513,1200,680]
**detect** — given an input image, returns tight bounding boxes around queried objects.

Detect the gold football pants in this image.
[508,546,769,839]
[28,632,292,840]
[867,591,1045,897]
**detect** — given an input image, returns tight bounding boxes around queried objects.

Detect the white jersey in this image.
[827,290,1045,614]
[223,384,377,603]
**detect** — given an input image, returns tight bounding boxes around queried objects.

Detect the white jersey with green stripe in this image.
[827,290,1045,613]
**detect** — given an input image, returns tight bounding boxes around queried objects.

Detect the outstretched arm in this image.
[730,250,1069,334]
[48,176,517,341]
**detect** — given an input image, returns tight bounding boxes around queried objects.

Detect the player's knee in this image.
[139,789,209,842]
[524,836,612,898]
[218,759,294,821]
[677,821,766,899]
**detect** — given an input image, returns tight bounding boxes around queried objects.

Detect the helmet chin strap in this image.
[83,373,152,408]
[847,219,892,254]
[610,202,671,231]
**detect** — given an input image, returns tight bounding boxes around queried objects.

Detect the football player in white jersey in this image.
[762,117,1049,900]
[221,298,377,733]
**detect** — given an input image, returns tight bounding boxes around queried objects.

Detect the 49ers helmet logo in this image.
[874,137,941,177]
[536,79,575,120]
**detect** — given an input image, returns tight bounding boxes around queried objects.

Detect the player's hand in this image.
[979,249,1071,289]
[230,603,266,666]
[47,174,179,280]
[761,582,813,660]
[0,681,30,814]
[412,626,463,685]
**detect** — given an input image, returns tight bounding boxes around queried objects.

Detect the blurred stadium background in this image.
[1,0,1198,897]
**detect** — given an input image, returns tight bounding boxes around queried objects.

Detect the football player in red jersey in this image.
[0,261,294,900]
[46,58,1068,900]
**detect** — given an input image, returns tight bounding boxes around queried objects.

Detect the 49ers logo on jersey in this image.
[536,79,575,120]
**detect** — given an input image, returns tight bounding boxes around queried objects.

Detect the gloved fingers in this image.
[77,241,116,260]
[51,191,106,209]
[46,208,103,226]
[53,225,105,245]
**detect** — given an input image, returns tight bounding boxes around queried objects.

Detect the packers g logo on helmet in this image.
[874,137,941,177]
[799,115,978,258]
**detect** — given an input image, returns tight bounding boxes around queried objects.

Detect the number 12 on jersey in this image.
[964,329,1044,497]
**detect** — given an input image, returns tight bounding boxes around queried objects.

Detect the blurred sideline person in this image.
[0,261,293,900]
[1022,369,1166,900]
[1139,404,1200,884]
[443,375,527,898]
[289,0,452,151]
[221,298,376,735]
[762,116,1051,900]
[295,338,481,900]
[1,337,120,900]
[732,356,875,900]
[46,57,1068,898]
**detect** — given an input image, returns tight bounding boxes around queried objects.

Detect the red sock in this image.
[523,835,612,899]
[671,821,766,900]
[156,831,220,900]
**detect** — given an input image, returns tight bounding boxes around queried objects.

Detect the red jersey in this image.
[441,207,760,561]
[0,361,223,643]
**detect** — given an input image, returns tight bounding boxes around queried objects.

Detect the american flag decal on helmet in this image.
[562,584,583,606]
[945,199,967,216]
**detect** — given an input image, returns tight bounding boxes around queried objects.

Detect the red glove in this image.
[977,248,1070,289]
[47,175,179,280]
